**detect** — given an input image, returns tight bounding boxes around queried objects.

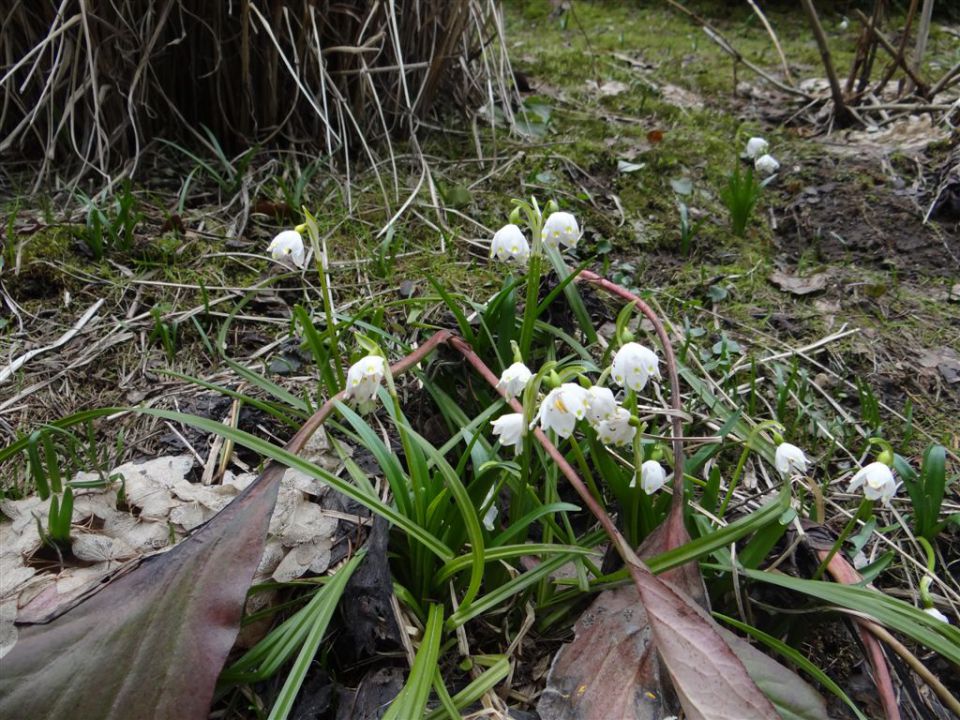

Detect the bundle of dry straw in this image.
[0,0,516,186]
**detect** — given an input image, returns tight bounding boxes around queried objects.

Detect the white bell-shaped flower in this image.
[775,442,809,478]
[611,342,660,392]
[637,460,667,494]
[491,413,525,453]
[923,607,950,624]
[481,486,499,531]
[848,462,898,504]
[754,154,780,176]
[535,383,590,438]
[345,355,386,402]
[586,386,618,428]
[496,362,532,400]
[268,230,306,268]
[490,224,530,266]
[541,211,580,250]
[596,407,635,447]
[745,137,769,159]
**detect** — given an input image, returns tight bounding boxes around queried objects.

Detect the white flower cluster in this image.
[488,343,668,494]
[744,136,780,177]
[489,210,581,268]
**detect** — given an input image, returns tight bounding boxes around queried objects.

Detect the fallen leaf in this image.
[0,462,282,720]
[918,347,960,384]
[646,129,664,144]
[618,160,646,174]
[769,270,828,295]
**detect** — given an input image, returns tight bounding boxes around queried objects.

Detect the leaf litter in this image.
[0,425,352,658]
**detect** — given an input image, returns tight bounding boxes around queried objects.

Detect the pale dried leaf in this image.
[769,270,828,296]
[71,534,137,563]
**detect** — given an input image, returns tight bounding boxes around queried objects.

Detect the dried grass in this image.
[0,0,517,190]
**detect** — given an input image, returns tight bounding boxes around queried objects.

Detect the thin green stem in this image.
[814,499,873,580]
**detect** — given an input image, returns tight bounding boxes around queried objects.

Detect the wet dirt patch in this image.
[773,155,959,278]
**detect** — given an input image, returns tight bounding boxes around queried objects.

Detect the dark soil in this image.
[774,154,960,278]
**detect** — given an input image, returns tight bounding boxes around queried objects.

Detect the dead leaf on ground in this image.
[0,463,282,720]
[585,79,628,97]
[918,347,960,384]
[769,270,828,295]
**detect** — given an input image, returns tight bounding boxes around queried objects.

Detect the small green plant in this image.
[150,307,179,363]
[719,162,762,237]
[75,181,143,259]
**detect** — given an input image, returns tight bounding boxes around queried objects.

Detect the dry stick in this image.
[910,0,935,96]
[864,0,919,99]
[661,0,810,99]
[745,0,793,85]
[800,0,853,124]
[854,10,929,97]
[929,59,960,97]
[846,0,883,95]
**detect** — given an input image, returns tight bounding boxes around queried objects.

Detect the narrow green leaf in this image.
[266,552,365,720]
[383,604,445,720]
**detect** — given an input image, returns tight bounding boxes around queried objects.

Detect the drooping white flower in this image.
[268,230,306,268]
[745,137,769,159]
[923,607,950,624]
[491,413,525,453]
[541,211,580,250]
[848,462,898,504]
[481,486,499,531]
[754,154,780,176]
[638,460,668,495]
[497,362,533,400]
[611,342,660,392]
[490,224,530,266]
[774,442,809,478]
[586,386,618,428]
[345,355,386,402]
[535,383,590,438]
[596,407,635,447]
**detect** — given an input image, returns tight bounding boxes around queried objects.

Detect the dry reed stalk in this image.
[0,0,517,191]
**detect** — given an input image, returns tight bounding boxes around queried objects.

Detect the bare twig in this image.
[800,0,853,124]
[745,0,794,85]
[854,10,929,97]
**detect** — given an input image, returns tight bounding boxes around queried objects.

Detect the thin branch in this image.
[800,0,853,124]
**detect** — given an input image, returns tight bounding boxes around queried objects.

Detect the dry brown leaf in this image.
[769,270,828,295]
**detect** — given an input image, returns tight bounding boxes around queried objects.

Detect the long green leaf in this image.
[735,567,960,664]
[423,656,511,720]
[383,604,445,720]
[266,552,365,720]
[139,408,452,561]
[436,544,594,583]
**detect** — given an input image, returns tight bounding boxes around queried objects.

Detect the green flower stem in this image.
[302,213,344,389]
[568,435,602,504]
[517,202,543,358]
[813,498,873,580]
[718,445,751,518]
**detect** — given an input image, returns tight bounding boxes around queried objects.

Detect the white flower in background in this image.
[496,362,533,400]
[923,607,950,624]
[745,137,769,159]
[490,224,530,266]
[345,355,386,402]
[596,407,635,447]
[536,383,590,438]
[611,342,661,392]
[774,443,809,478]
[638,460,668,495]
[491,413,525,453]
[848,462,898,504]
[586,386,618,427]
[541,211,580,250]
[481,486,499,532]
[268,230,306,268]
[754,154,780,176]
